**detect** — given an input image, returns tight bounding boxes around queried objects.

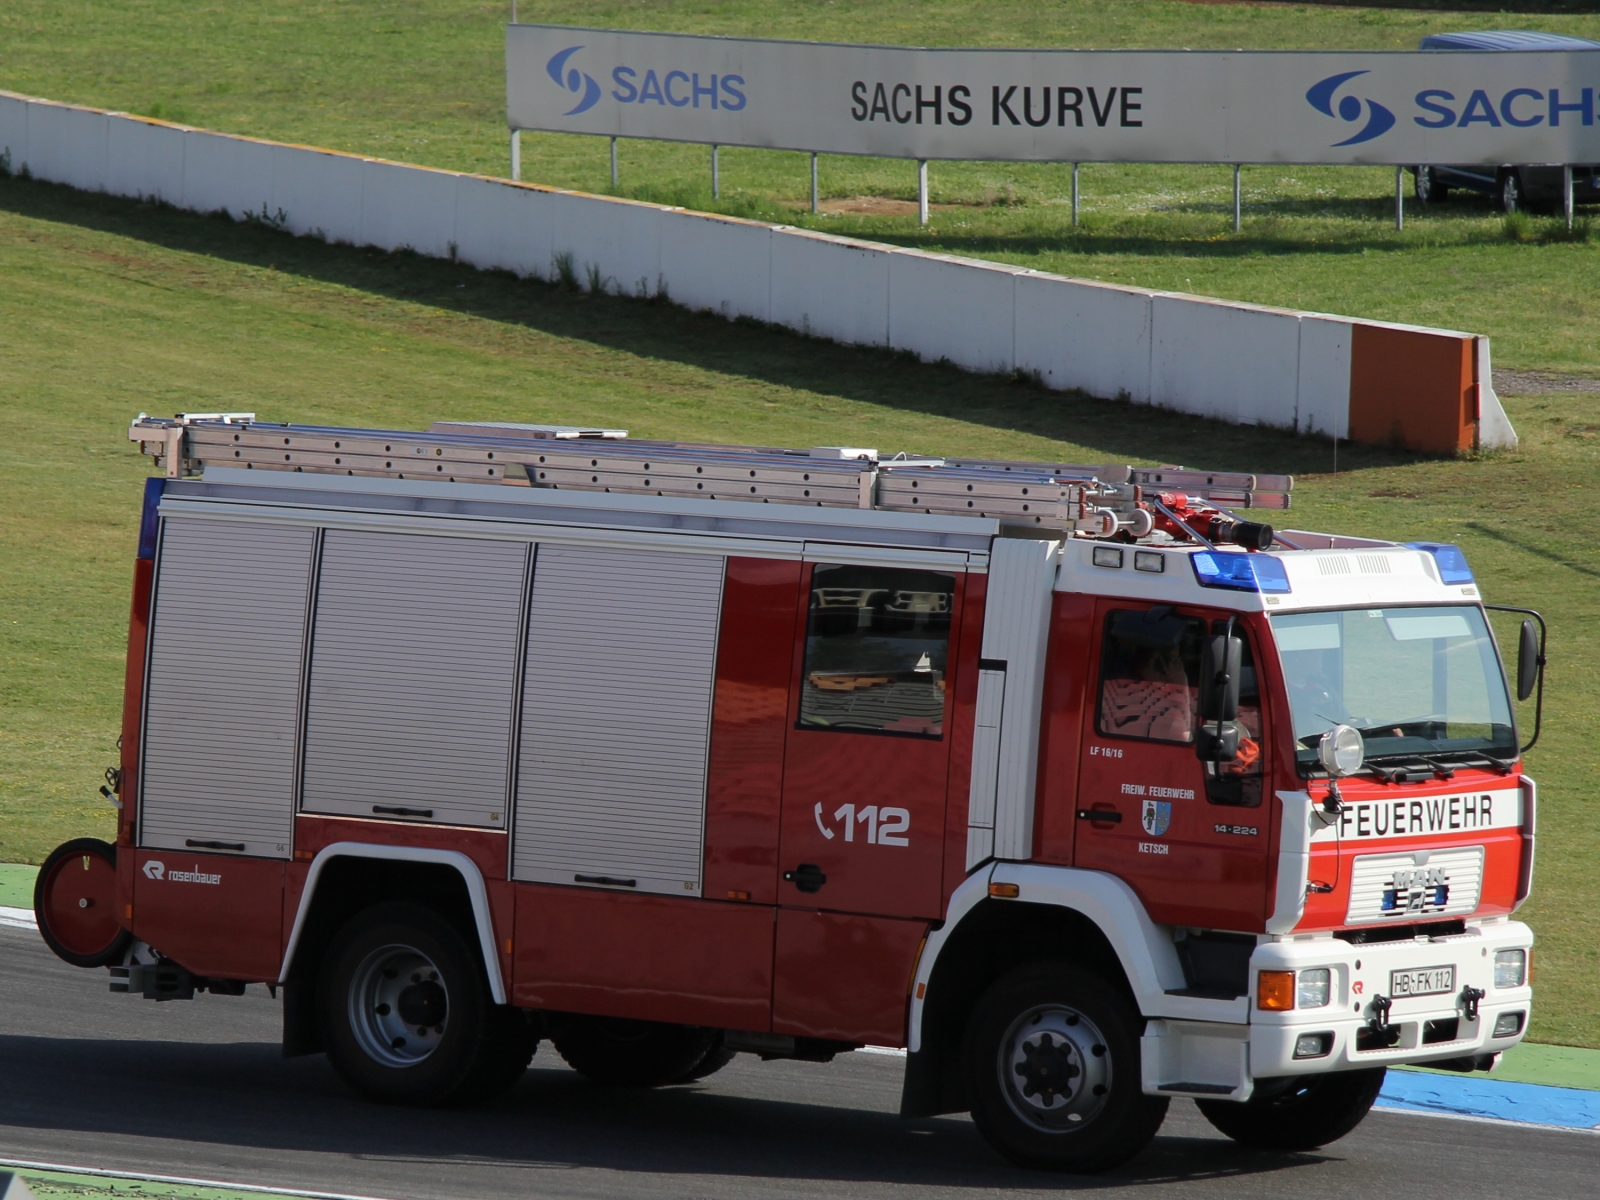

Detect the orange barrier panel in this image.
[1349,323,1475,454]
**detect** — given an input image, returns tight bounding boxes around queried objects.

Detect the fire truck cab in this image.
[34,417,1540,1173]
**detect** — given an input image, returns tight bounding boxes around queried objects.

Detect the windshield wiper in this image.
[1431,750,1517,776]
[1366,749,1516,779]
[1363,755,1448,784]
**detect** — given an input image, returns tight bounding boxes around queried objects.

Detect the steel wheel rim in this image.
[997,1004,1112,1132]
[348,943,449,1068]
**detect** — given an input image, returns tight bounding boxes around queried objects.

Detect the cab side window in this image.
[1097,608,1205,744]
[797,564,954,738]
[1097,607,1264,805]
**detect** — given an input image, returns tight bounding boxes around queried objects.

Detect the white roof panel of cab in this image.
[1056,542,1483,612]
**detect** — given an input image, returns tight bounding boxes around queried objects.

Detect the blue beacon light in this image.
[1190,551,1292,594]
[1406,542,1474,585]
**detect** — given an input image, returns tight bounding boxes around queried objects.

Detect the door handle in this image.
[1076,809,1122,824]
[783,863,827,893]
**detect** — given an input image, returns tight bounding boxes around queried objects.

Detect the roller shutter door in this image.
[513,545,725,896]
[300,530,528,829]
[140,518,314,858]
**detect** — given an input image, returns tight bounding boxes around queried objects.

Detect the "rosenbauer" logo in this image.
[142,860,221,885]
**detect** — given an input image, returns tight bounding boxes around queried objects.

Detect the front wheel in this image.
[961,964,1168,1173]
[318,901,533,1106]
[1196,1068,1385,1150]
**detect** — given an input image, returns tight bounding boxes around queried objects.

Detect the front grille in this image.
[1346,846,1484,926]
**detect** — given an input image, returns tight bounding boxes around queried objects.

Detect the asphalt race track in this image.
[0,924,1590,1199]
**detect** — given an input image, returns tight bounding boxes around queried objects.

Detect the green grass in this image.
[0,862,37,908]
[1400,1041,1600,1090]
[4,2,1600,372]
[0,174,1596,1046]
[16,1167,302,1200]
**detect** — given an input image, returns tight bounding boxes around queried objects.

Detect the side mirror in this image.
[1318,724,1365,777]
[1195,724,1240,763]
[1517,619,1540,702]
[1199,636,1242,722]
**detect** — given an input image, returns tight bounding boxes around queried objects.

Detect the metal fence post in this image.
[610,137,618,189]
[712,145,720,199]
[1072,162,1080,226]
[811,152,819,214]
[510,129,521,182]
[1233,164,1241,232]
[918,160,929,225]
[1395,165,1404,231]
[1564,164,1574,231]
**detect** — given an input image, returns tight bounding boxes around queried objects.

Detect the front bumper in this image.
[1248,918,1533,1079]
[1140,919,1532,1100]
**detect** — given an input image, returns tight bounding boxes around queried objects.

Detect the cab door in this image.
[1073,600,1270,931]
[771,561,965,1043]
[775,561,963,920]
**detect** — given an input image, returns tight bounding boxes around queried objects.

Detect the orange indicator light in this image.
[1257,970,1296,1011]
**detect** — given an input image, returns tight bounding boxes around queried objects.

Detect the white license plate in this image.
[1390,965,1455,998]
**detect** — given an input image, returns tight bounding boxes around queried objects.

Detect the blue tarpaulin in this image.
[1380,1070,1600,1129]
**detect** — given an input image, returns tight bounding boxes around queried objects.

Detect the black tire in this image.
[318,901,531,1106]
[1499,169,1522,214]
[35,838,133,969]
[550,1014,719,1087]
[671,1031,738,1083]
[961,964,1168,1173]
[1414,166,1447,203]
[1196,1067,1386,1150]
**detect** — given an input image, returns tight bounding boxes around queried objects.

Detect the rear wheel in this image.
[1414,166,1448,203]
[1196,1068,1385,1150]
[35,838,132,968]
[672,1032,737,1083]
[551,1015,719,1086]
[1499,169,1523,213]
[319,901,533,1106]
[961,964,1168,1173]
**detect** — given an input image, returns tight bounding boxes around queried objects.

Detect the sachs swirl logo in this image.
[548,46,602,115]
[1306,71,1396,146]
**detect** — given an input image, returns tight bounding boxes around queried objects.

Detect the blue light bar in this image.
[137,477,165,560]
[1406,542,1474,585]
[1190,551,1291,594]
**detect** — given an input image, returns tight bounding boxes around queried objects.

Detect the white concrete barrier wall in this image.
[1296,316,1355,441]
[889,253,1021,376]
[0,90,1516,451]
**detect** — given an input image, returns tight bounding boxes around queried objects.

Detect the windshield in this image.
[1271,605,1516,767]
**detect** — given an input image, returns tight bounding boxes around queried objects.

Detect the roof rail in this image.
[131,414,1292,545]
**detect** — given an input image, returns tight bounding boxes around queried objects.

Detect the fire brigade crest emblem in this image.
[1141,800,1172,838]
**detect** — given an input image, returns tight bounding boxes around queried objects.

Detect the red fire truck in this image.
[34,415,1542,1173]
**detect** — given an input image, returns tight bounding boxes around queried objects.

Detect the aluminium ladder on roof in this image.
[129,414,1291,538]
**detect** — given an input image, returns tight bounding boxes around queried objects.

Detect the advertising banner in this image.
[508,24,1600,165]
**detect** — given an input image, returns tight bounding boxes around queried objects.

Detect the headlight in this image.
[1494,949,1527,989]
[1297,967,1332,1009]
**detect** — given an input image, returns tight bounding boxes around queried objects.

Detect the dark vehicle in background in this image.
[1411,31,1600,213]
